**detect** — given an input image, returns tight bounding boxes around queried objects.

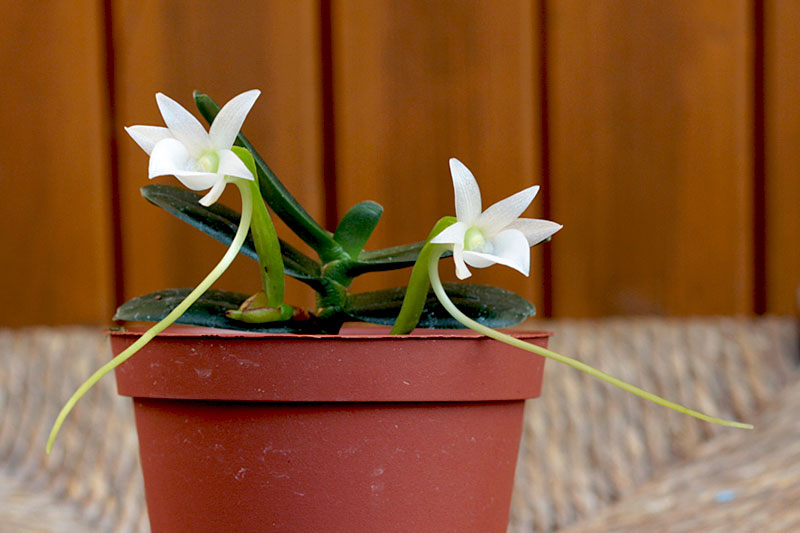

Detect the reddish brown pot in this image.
[111,326,548,533]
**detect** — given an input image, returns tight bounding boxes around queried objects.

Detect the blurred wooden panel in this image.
[546,1,753,316]
[764,1,800,314]
[111,0,324,311]
[330,0,546,309]
[0,2,113,325]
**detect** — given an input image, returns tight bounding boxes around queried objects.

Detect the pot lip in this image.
[109,324,553,341]
[110,324,550,402]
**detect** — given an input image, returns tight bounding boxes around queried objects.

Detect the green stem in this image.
[252,177,284,306]
[46,179,255,454]
[427,247,753,430]
[390,216,456,334]
[232,146,284,307]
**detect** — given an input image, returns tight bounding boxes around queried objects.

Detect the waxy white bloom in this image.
[125,90,260,206]
[431,158,562,279]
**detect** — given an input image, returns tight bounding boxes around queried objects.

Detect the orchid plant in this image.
[47,90,751,453]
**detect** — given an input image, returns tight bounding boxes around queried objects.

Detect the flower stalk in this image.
[426,246,753,430]
[46,178,255,453]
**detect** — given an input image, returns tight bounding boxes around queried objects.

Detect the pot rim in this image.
[109,324,553,341]
[110,325,550,403]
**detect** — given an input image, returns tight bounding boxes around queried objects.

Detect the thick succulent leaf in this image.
[346,241,452,276]
[333,201,383,258]
[141,184,322,286]
[344,283,535,329]
[194,92,336,255]
[113,289,313,333]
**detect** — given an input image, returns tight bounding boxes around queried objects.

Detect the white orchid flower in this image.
[125,90,260,206]
[431,158,562,279]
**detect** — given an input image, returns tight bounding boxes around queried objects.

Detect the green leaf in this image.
[344,283,535,329]
[113,289,312,333]
[333,201,383,258]
[194,91,339,257]
[141,184,323,289]
[358,241,425,263]
[345,241,453,276]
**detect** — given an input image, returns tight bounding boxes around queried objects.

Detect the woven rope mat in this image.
[0,327,147,532]
[558,376,800,532]
[1,318,797,532]
[510,317,799,532]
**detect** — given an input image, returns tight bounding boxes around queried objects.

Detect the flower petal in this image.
[452,243,472,279]
[464,228,531,276]
[430,222,471,279]
[460,251,498,269]
[148,138,194,178]
[198,178,228,206]
[156,92,211,158]
[477,185,539,237]
[430,221,467,245]
[149,139,219,190]
[125,125,172,155]
[171,171,220,191]
[506,218,563,246]
[449,158,481,223]
[217,149,254,180]
[209,89,260,149]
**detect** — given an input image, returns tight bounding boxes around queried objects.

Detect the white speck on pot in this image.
[223,354,260,367]
[194,368,212,378]
[337,446,358,457]
[235,468,247,481]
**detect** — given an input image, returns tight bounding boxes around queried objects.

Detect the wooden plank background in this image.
[1,1,797,326]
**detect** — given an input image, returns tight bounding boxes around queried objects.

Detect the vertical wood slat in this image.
[111,0,324,312]
[330,0,546,308]
[0,1,114,326]
[4,1,797,326]
[546,1,754,317]
[764,1,800,314]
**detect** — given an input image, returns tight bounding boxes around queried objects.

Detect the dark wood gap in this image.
[101,0,124,312]
[753,0,767,314]
[319,0,339,232]
[536,0,553,318]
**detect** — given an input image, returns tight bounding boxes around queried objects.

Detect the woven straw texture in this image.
[1,317,797,532]
[510,317,799,532]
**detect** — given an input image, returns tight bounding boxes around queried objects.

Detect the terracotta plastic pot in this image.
[111,326,548,533]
